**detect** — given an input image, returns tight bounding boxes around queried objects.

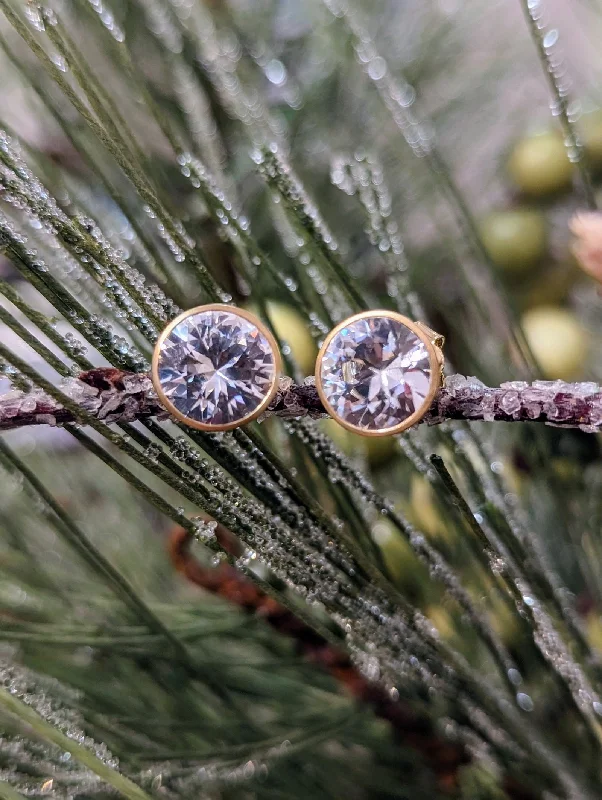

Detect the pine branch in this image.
[518,0,597,209]
[167,523,468,790]
[0,368,600,433]
[0,662,151,800]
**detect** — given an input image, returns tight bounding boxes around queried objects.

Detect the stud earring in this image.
[315,310,444,437]
[152,304,282,431]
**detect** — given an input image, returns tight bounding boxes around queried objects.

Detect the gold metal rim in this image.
[151,303,283,432]
[314,309,443,438]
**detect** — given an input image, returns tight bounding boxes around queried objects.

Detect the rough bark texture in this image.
[1,368,601,432]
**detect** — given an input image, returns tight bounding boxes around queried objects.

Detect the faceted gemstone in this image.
[319,315,433,433]
[156,308,276,428]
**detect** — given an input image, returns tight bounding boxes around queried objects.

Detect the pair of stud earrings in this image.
[151,304,445,437]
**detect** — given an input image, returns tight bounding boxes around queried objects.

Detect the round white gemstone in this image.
[319,315,433,433]
[156,308,276,428]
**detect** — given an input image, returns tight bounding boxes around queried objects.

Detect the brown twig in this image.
[0,368,601,432]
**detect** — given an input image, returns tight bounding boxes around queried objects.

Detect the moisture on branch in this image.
[0,368,601,433]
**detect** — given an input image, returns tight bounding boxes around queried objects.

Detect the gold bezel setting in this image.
[151,303,282,432]
[314,309,444,438]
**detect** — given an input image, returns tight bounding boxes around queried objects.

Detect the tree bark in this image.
[0,368,601,433]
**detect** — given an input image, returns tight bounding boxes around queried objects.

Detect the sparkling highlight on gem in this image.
[319,315,432,433]
[156,309,276,427]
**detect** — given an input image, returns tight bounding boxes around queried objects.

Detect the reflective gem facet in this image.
[156,309,276,428]
[319,315,433,433]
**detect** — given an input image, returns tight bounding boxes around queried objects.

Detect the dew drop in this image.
[516,692,534,711]
[367,57,387,81]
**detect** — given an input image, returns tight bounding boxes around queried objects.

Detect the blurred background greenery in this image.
[1,1,602,798]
